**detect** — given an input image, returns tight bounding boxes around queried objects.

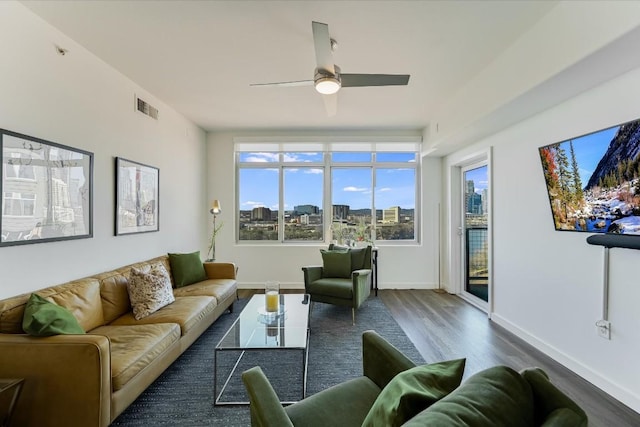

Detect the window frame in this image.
[235,140,421,245]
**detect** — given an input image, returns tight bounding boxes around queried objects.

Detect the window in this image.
[5,153,36,180]
[235,140,420,244]
[238,168,279,241]
[3,192,36,216]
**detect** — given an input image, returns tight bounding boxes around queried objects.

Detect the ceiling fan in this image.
[250,21,410,116]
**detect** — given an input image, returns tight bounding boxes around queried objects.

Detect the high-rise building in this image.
[332,205,350,220]
[383,206,401,223]
[466,179,475,195]
[251,206,272,221]
[481,189,488,215]
[294,204,319,215]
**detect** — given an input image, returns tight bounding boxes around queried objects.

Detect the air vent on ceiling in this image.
[135,95,159,120]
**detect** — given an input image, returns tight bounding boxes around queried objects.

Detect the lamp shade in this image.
[211,200,221,215]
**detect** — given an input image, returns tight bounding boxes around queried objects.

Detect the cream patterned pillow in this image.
[127,265,175,320]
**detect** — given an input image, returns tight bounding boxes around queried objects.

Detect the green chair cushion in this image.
[286,376,381,427]
[168,251,207,288]
[362,358,466,427]
[22,293,85,336]
[320,249,351,278]
[404,365,536,427]
[308,278,353,299]
[349,246,369,271]
[329,244,372,271]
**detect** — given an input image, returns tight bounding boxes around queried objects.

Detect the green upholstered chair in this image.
[302,244,372,325]
[242,331,588,427]
[242,330,416,427]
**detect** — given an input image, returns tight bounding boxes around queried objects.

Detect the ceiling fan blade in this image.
[322,93,338,117]
[250,80,314,87]
[312,21,335,74]
[341,74,410,87]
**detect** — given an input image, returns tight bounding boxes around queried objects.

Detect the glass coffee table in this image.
[214,293,311,406]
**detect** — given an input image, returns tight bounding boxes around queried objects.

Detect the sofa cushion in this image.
[96,268,131,324]
[362,358,466,427]
[404,365,535,427]
[173,278,237,304]
[110,296,216,336]
[286,376,381,427]
[44,278,105,332]
[128,265,175,320]
[320,250,351,278]
[169,251,207,287]
[91,323,180,391]
[22,293,85,336]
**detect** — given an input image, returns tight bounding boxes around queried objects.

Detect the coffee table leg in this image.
[302,330,310,399]
[214,349,247,406]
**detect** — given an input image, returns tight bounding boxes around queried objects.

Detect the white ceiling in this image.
[21,0,560,139]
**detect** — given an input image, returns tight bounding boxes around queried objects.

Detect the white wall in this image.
[443,65,640,412]
[0,3,207,299]
[207,130,441,289]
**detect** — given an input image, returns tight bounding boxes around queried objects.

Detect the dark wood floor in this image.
[380,289,640,427]
[239,288,639,426]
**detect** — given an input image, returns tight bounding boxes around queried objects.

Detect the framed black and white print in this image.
[115,157,159,235]
[0,129,93,247]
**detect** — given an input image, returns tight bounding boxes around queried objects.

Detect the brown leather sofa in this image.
[0,255,237,427]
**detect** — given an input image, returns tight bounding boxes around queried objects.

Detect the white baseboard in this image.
[491,313,640,413]
[238,282,437,290]
[238,282,304,290]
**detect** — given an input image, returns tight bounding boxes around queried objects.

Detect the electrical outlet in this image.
[596,320,611,340]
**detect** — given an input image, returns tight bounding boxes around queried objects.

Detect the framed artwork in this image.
[0,129,93,247]
[115,157,159,235]
[539,117,640,235]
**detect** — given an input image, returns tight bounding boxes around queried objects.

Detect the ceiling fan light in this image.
[315,77,341,95]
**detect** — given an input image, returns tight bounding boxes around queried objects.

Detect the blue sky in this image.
[557,126,617,186]
[238,152,416,211]
[465,166,488,193]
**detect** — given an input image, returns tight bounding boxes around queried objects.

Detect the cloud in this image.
[283,153,315,162]
[378,187,392,192]
[343,186,367,192]
[244,153,278,162]
[243,200,264,207]
[304,168,323,174]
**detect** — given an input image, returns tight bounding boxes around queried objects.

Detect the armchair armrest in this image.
[242,366,294,427]
[521,368,588,426]
[0,333,111,427]
[352,269,372,308]
[362,330,416,390]
[302,266,323,290]
[203,262,237,280]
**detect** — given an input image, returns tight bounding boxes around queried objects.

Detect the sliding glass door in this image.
[462,163,489,303]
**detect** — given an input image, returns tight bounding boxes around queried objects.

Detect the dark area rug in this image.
[112,295,424,426]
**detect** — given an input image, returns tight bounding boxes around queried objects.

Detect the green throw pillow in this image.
[168,251,207,287]
[350,246,370,271]
[362,358,466,427]
[22,293,85,336]
[320,249,352,278]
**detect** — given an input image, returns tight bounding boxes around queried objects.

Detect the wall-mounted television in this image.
[539,117,640,234]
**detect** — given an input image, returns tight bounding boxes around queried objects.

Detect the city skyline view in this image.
[239,152,416,213]
[237,151,417,241]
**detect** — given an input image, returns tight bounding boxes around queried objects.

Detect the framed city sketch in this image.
[0,129,93,247]
[115,157,159,235]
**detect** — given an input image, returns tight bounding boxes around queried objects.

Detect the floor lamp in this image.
[208,200,221,261]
